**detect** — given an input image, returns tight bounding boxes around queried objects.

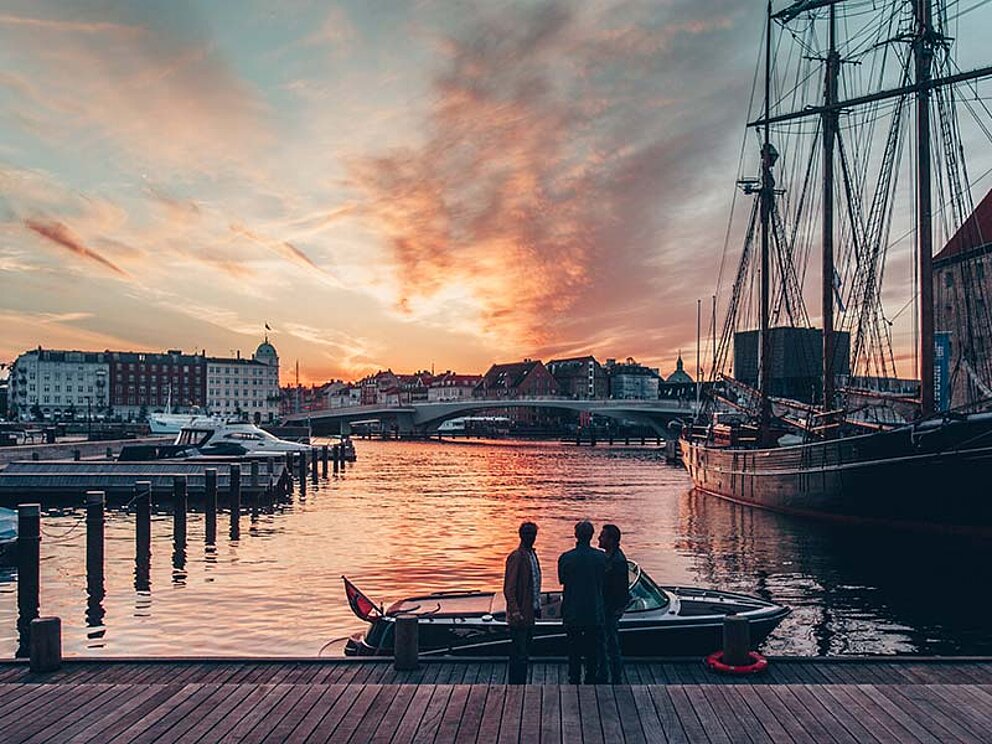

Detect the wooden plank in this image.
[125,683,222,744]
[278,684,349,742]
[497,685,525,744]
[213,684,295,744]
[59,685,186,744]
[704,685,768,744]
[665,686,710,743]
[369,684,417,743]
[257,683,327,744]
[10,682,125,743]
[772,685,848,743]
[595,685,625,743]
[335,685,397,744]
[477,685,507,743]
[816,685,906,744]
[683,684,733,744]
[390,685,437,744]
[540,684,561,744]
[411,685,453,744]
[230,683,304,744]
[578,684,604,744]
[742,685,814,744]
[612,685,647,744]
[435,685,472,742]
[520,683,543,742]
[103,683,204,744]
[855,685,943,744]
[798,684,883,744]
[305,684,373,743]
[880,684,983,743]
[559,685,583,744]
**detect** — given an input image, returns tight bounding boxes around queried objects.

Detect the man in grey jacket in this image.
[557,520,607,684]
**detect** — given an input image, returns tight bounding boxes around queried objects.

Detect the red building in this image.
[108,350,206,414]
[474,360,560,399]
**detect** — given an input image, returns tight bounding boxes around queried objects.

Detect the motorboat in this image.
[342,561,789,657]
[172,422,312,457]
[0,508,16,567]
[148,412,229,435]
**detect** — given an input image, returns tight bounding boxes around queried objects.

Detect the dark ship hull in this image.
[681,413,992,533]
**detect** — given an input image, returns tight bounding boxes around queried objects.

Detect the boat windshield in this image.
[176,429,212,447]
[627,561,670,612]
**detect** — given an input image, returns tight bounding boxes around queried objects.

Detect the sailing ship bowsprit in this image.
[681,0,992,532]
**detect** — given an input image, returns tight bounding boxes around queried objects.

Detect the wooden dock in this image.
[0,657,988,742]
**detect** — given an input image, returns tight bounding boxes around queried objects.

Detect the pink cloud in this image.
[24,218,132,279]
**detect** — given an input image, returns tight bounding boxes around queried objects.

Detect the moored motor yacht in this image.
[343,561,789,657]
[173,422,311,457]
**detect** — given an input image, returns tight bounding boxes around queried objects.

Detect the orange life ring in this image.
[705,650,768,675]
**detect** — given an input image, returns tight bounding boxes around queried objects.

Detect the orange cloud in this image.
[24,218,131,279]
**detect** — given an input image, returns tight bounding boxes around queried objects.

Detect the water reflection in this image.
[0,439,988,657]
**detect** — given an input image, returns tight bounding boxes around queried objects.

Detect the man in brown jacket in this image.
[503,521,541,685]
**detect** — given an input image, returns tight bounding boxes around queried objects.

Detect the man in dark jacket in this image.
[598,523,630,684]
[557,520,607,684]
[503,522,541,685]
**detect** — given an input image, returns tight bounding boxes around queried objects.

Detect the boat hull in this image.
[681,414,992,531]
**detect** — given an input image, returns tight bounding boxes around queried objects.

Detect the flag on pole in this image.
[265,322,271,331]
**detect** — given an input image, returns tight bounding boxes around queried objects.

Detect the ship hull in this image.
[681,414,992,532]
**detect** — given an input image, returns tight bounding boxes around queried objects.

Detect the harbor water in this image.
[0,439,988,657]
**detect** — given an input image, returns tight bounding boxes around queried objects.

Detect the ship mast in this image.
[914,0,935,416]
[821,5,839,415]
[758,1,775,438]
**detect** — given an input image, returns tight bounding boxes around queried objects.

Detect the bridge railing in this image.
[299,395,696,415]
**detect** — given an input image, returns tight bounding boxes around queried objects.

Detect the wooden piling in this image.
[332,445,339,474]
[172,476,187,549]
[204,468,217,544]
[321,445,329,478]
[16,503,41,658]
[311,447,319,481]
[85,491,105,608]
[229,464,241,539]
[298,452,307,493]
[393,615,419,671]
[285,452,294,482]
[29,617,61,673]
[723,615,752,666]
[73,448,81,461]
[134,481,151,592]
[250,461,260,521]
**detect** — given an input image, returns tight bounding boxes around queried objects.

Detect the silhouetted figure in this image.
[558,520,606,684]
[598,523,630,684]
[503,521,541,685]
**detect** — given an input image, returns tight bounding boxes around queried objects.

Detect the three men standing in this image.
[503,521,541,685]
[557,520,607,684]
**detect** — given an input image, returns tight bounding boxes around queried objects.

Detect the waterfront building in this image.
[359,370,399,406]
[8,348,110,420]
[207,338,280,423]
[934,188,992,410]
[665,353,694,384]
[427,372,483,402]
[474,360,560,399]
[605,357,661,399]
[109,349,206,417]
[546,356,608,399]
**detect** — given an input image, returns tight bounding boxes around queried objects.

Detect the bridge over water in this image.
[283,396,697,436]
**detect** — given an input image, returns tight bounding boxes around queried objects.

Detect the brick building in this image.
[547,356,608,399]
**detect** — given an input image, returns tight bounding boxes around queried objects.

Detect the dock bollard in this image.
[32,452,39,461]
[393,615,419,671]
[321,445,329,478]
[73,449,81,461]
[722,615,752,667]
[204,469,217,544]
[16,504,41,658]
[85,491,105,605]
[106,447,113,460]
[230,464,241,539]
[29,617,61,673]
[250,461,260,521]
[172,476,187,549]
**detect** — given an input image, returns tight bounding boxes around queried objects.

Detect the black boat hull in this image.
[681,414,992,532]
[346,611,788,658]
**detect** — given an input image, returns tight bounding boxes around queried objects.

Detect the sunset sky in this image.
[2,1,991,384]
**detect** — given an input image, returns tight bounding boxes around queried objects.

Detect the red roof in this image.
[934,187,992,263]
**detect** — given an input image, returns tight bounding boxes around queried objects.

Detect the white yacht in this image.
[148,391,229,434]
[173,422,310,456]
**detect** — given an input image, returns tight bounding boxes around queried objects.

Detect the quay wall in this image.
[0,437,171,468]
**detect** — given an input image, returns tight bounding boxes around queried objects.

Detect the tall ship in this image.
[681,0,992,532]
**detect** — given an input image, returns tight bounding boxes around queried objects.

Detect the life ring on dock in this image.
[705,650,768,675]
